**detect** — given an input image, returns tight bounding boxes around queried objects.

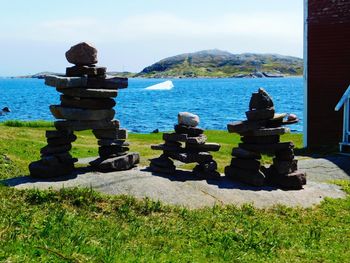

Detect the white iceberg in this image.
[145,80,174,90]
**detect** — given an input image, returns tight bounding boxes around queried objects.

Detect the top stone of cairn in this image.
[249,88,274,110]
[178,112,200,127]
[65,42,98,65]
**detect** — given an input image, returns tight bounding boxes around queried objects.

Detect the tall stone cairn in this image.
[29,42,139,178]
[225,88,306,189]
[150,112,221,179]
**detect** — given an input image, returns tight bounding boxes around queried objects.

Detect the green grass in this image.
[0,124,349,262]
[2,120,54,128]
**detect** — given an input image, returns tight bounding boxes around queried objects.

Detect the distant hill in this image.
[137,49,303,78]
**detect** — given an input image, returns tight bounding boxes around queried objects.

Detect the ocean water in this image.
[0,77,304,133]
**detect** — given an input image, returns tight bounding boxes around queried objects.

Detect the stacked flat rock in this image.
[29,42,139,177]
[150,112,221,179]
[225,88,306,189]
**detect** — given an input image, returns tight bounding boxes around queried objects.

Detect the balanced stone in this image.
[45,130,73,139]
[186,134,207,145]
[275,148,295,161]
[90,153,140,172]
[163,133,188,142]
[231,147,262,159]
[86,76,128,90]
[249,88,274,110]
[57,88,118,99]
[164,141,182,147]
[151,144,184,153]
[227,121,264,134]
[166,152,213,164]
[244,127,290,137]
[225,166,265,187]
[60,96,116,110]
[272,159,298,174]
[265,167,306,189]
[174,124,204,137]
[150,155,175,168]
[230,158,261,171]
[55,119,120,131]
[92,128,127,140]
[66,66,107,77]
[65,42,98,65]
[186,143,221,152]
[98,145,129,158]
[40,144,72,156]
[29,160,74,178]
[150,162,176,174]
[241,135,280,144]
[197,160,218,171]
[245,108,275,121]
[98,139,129,147]
[47,134,77,146]
[239,142,294,153]
[46,75,88,89]
[50,106,115,121]
[193,165,221,179]
[178,112,200,127]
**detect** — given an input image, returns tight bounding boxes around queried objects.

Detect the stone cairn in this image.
[149,112,221,179]
[225,88,306,189]
[29,42,139,178]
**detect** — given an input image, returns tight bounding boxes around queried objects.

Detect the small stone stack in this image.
[225,88,306,189]
[150,112,221,179]
[29,42,139,178]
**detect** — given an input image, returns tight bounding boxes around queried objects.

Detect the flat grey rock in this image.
[3,165,345,209]
[50,105,115,121]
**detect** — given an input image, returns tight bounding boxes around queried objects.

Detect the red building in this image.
[305,0,350,148]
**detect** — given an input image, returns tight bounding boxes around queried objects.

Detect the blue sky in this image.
[0,0,303,76]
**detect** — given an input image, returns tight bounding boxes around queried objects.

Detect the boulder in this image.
[151,144,184,153]
[185,134,207,145]
[227,121,265,135]
[193,165,221,179]
[178,112,200,127]
[50,106,115,121]
[65,42,98,65]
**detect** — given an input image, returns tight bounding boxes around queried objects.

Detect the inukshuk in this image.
[225,88,306,189]
[29,42,139,178]
[150,112,221,179]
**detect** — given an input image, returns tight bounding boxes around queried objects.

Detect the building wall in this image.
[307,0,350,147]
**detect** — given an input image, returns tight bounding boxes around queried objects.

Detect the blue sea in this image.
[0,77,304,133]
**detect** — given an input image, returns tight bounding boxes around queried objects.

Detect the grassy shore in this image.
[0,122,349,262]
